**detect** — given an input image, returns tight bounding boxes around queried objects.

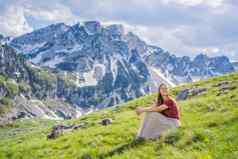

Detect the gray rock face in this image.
[9,21,235,87]
[3,96,81,120]
[0,34,3,41]
[176,87,207,100]
[143,49,235,84]
[0,42,149,122]
[0,44,29,82]
[9,21,154,109]
[1,21,236,121]
[232,62,238,71]
[0,45,83,122]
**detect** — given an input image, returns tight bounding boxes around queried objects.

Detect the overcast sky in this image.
[0,0,237,61]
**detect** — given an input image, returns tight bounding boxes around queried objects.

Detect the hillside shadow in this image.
[98,138,147,158]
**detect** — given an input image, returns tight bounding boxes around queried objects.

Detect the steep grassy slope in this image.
[0,72,238,159]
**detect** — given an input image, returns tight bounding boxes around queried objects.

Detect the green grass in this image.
[0,72,238,159]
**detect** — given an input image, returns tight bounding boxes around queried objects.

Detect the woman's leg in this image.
[136,112,150,139]
[136,112,179,139]
[136,112,164,139]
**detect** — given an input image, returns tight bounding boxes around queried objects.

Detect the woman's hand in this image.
[136,104,168,115]
[135,107,144,116]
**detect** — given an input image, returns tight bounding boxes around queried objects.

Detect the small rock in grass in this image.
[73,122,87,130]
[47,123,87,139]
[219,85,236,91]
[207,106,215,112]
[216,90,229,96]
[176,87,207,100]
[212,81,230,87]
[101,118,113,126]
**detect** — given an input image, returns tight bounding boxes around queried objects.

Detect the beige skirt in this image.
[136,112,180,139]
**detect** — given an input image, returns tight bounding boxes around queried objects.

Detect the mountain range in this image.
[0,21,237,121]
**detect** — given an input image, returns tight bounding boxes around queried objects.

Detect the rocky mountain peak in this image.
[83,21,102,34]
[5,21,236,110]
[0,34,3,40]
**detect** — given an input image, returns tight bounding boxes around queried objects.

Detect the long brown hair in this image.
[156,83,167,106]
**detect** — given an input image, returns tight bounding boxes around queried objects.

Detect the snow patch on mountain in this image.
[72,70,98,87]
[232,62,238,71]
[93,63,106,81]
[7,21,236,111]
[148,66,176,88]
[21,42,47,54]
[30,51,44,64]
[42,55,65,68]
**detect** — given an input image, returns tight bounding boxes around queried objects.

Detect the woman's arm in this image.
[142,104,168,112]
[135,104,168,115]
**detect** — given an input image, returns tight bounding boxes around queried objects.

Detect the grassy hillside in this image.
[0,72,238,159]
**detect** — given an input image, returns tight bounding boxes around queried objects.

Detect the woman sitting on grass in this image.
[135,83,181,140]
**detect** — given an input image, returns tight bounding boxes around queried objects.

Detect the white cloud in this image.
[24,3,78,25]
[106,21,198,58]
[162,0,224,8]
[0,0,237,61]
[0,5,33,36]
